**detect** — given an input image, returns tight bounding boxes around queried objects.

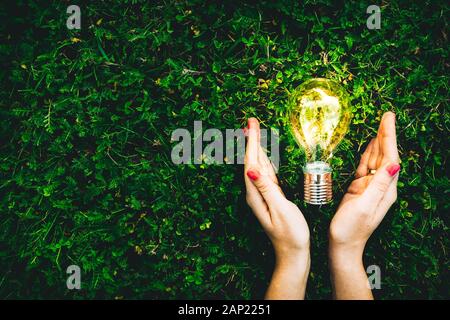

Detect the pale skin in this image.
[329,111,400,299]
[244,117,310,300]
[244,112,400,300]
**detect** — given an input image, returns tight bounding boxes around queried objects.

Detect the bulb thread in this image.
[304,171,332,205]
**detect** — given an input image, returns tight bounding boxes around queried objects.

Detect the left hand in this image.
[244,117,310,299]
[244,118,310,264]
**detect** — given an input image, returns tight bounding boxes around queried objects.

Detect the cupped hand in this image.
[244,118,310,261]
[329,112,401,254]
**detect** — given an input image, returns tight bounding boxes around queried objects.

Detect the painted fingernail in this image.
[386,164,400,176]
[246,169,260,181]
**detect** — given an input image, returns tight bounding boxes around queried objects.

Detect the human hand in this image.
[245,118,310,259]
[329,112,400,253]
[244,117,310,299]
[329,111,400,299]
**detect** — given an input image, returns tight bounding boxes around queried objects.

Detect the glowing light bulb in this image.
[288,78,352,205]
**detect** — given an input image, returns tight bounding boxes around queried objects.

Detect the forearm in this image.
[265,251,310,300]
[329,244,373,300]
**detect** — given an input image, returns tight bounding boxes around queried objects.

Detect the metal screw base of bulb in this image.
[304,171,332,205]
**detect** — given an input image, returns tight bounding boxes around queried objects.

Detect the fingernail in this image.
[247,169,260,181]
[386,164,400,176]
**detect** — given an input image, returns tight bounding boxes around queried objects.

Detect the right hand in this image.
[329,112,400,255]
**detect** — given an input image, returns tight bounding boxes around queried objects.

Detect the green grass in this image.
[0,0,448,299]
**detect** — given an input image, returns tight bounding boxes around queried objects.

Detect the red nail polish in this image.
[247,170,260,181]
[386,164,400,176]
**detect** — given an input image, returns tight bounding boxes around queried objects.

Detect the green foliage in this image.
[0,0,448,299]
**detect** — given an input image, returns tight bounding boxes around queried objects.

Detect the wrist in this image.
[328,241,373,300]
[328,241,364,271]
[266,249,310,300]
[275,247,310,272]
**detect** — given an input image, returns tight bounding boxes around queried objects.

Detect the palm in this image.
[331,112,400,244]
[244,118,309,251]
[342,112,399,202]
[246,142,309,248]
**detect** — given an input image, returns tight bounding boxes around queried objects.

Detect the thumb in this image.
[362,162,400,205]
[246,168,285,206]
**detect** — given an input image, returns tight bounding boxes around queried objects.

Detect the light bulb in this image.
[288,78,352,205]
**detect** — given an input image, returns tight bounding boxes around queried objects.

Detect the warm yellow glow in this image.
[289,78,352,162]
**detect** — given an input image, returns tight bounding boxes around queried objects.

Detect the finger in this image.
[258,145,278,185]
[355,138,375,178]
[379,112,399,163]
[244,167,272,229]
[372,174,398,226]
[361,162,401,206]
[375,116,384,167]
[376,133,383,168]
[247,168,285,211]
[245,118,260,168]
[244,118,261,198]
[347,177,368,195]
[257,144,283,195]
[244,118,273,227]
[368,134,380,170]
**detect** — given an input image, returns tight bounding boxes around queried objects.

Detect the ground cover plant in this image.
[0,0,448,299]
